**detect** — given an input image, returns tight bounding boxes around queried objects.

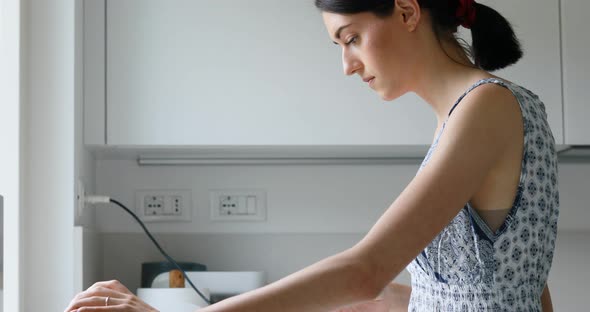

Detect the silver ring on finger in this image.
[105,296,110,306]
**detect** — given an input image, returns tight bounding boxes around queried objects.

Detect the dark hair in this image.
[315,0,523,71]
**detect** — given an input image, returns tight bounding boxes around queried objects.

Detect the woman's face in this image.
[322,9,418,101]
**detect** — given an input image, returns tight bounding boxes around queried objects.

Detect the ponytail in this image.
[470,2,523,71]
[419,0,523,71]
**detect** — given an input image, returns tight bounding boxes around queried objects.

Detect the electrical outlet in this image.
[171,196,182,215]
[209,189,266,221]
[219,195,239,216]
[144,195,165,216]
[135,189,192,222]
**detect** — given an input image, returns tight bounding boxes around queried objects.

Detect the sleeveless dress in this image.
[406,78,560,311]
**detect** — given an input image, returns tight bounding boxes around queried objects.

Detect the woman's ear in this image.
[395,0,421,32]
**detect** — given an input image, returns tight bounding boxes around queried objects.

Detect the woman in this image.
[65,0,559,311]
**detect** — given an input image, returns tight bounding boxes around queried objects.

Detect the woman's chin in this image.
[379,91,400,102]
[376,85,407,101]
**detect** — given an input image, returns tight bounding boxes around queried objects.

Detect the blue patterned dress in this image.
[406,78,560,311]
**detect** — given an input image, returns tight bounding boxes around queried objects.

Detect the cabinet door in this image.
[470,0,563,144]
[103,0,562,146]
[105,0,434,146]
[562,0,590,144]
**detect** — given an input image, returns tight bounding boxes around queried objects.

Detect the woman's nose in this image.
[342,49,361,76]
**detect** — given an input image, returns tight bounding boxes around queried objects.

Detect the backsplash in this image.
[94,160,590,233]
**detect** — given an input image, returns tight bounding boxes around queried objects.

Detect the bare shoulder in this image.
[439,81,523,155]
[443,81,519,144]
[458,81,522,129]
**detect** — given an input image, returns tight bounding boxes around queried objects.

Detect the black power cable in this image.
[109,198,211,305]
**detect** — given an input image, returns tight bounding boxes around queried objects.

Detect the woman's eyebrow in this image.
[333,23,352,41]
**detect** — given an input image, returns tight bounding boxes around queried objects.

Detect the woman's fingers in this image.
[67,295,125,310]
[65,280,158,312]
[88,280,134,295]
[64,286,129,312]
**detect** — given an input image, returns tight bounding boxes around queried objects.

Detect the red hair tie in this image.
[456,0,477,29]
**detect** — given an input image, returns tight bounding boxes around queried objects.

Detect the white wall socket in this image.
[209,189,266,221]
[135,189,192,222]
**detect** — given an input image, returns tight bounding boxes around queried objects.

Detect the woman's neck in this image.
[412,37,493,125]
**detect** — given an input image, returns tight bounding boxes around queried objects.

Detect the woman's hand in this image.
[64,280,159,312]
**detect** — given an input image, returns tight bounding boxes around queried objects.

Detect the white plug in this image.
[85,195,111,204]
[76,179,111,222]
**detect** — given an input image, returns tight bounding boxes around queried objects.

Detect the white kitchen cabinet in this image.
[561,0,590,145]
[100,0,435,147]
[85,0,564,149]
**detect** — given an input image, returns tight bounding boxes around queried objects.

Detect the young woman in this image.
[65,0,559,311]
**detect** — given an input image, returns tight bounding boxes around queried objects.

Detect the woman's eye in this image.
[345,36,358,45]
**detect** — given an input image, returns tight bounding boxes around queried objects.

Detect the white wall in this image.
[74,0,101,292]
[22,0,78,310]
[0,0,24,310]
[549,231,590,311]
[1,0,78,310]
[94,161,590,233]
[95,160,418,234]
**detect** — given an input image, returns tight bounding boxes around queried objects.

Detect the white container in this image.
[137,287,210,312]
[151,271,266,295]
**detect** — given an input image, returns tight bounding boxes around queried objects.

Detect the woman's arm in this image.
[198,247,379,312]
[541,283,553,312]
[199,85,514,311]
